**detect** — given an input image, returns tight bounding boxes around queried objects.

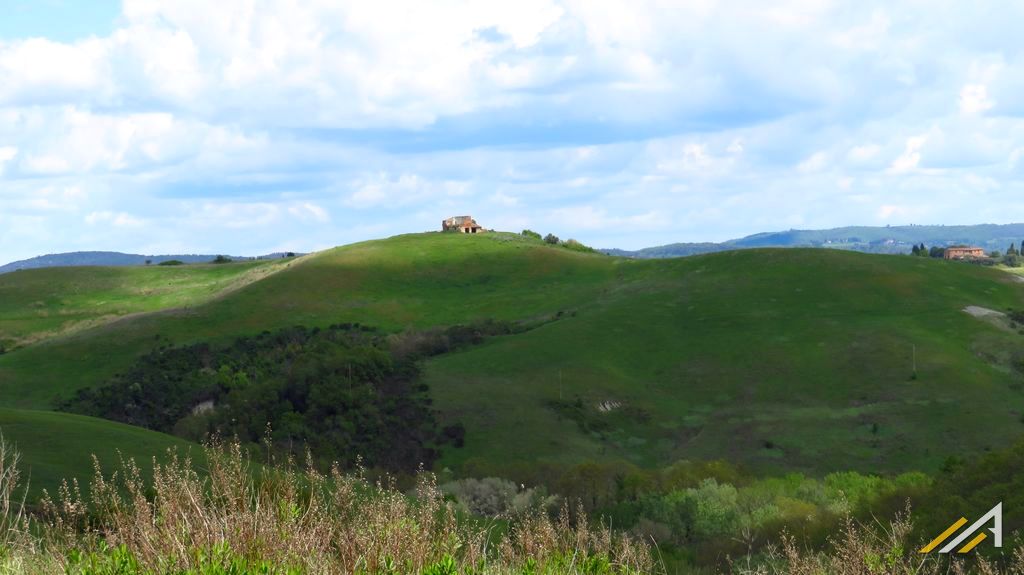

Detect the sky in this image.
[2,0,1024,263]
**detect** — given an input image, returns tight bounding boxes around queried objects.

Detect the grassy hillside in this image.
[0,258,291,350]
[2,232,1024,476]
[0,409,197,497]
[425,248,1024,474]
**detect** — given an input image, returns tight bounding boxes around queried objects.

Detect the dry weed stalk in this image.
[34,438,652,574]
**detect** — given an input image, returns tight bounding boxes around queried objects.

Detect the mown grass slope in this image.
[2,232,1024,476]
[0,259,291,350]
[425,248,1024,474]
[0,409,197,497]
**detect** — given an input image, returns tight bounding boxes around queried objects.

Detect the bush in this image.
[62,324,446,472]
[157,260,184,266]
[442,477,558,518]
[211,255,233,264]
[521,229,542,240]
[544,233,560,245]
[563,239,595,253]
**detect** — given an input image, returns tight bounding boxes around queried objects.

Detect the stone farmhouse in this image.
[442,215,484,234]
[944,246,986,260]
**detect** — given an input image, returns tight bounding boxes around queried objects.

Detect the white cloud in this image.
[288,202,330,223]
[491,192,520,207]
[346,173,471,209]
[797,151,828,173]
[0,146,16,175]
[847,144,880,163]
[85,210,145,227]
[959,84,994,115]
[888,134,929,173]
[6,1,1024,260]
[549,205,668,230]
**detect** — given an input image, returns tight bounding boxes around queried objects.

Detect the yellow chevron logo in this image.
[919,503,1002,554]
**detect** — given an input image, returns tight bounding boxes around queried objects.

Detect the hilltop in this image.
[2,231,1024,492]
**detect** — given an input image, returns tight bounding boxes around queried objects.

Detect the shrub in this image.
[543,233,560,245]
[442,477,559,518]
[521,230,542,240]
[563,239,595,253]
[157,260,184,266]
[211,255,233,264]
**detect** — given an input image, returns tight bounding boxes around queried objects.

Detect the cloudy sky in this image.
[1,0,1023,263]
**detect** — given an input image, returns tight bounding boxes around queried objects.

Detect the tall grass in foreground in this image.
[728,511,1024,575]
[4,436,1024,574]
[0,436,652,574]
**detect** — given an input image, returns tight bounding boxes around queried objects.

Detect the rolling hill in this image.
[605,223,1024,257]
[0,409,199,498]
[2,231,1024,494]
[0,251,241,274]
[0,258,294,351]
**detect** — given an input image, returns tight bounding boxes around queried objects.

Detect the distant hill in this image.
[605,223,1024,258]
[0,251,300,274]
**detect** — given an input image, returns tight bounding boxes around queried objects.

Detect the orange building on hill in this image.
[442,216,484,234]
[944,246,986,260]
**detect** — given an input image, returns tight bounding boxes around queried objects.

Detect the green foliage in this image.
[156,260,184,266]
[543,233,560,244]
[66,543,305,575]
[62,324,455,472]
[1004,253,1021,267]
[562,239,595,253]
[521,229,542,240]
[211,255,233,264]
[441,477,557,517]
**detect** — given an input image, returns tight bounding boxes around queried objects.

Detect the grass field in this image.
[2,232,1024,482]
[0,409,198,498]
[0,258,291,350]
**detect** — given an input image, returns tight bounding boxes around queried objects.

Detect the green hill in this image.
[0,258,292,351]
[0,409,197,498]
[2,232,1024,481]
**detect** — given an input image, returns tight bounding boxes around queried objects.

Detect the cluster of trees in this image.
[521,229,596,253]
[909,243,945,258]
[452,438,1024,570]
[62,324,459,472]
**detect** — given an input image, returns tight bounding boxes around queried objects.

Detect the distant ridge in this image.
[0,251,299,274]
[604,223,1024,258]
